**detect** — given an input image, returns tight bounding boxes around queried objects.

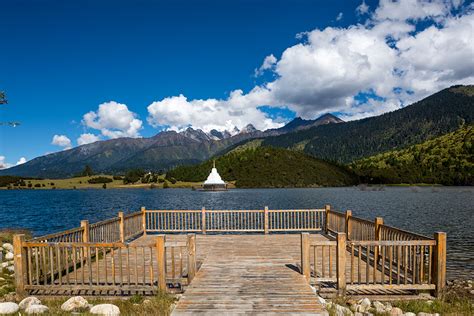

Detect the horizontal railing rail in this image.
[144,207,326,234]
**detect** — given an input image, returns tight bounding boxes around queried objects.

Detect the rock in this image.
[373,301,385,313]
[25,304,49,314]
[5,266,14,273]
[142,299,151,305]
[354,313,363,316]
[0,302,19,314]
[0,262,8,268]
[470,289,474,295]
[19,296,42,309]
[316,295,326,305]
[417,313,434,316]
[426,300,433,305]
[61,296,90,312]
[390,307,403,315]
[404,313,416,316]
[2,244,13,252]
[385,302,393,311]
[333,304,353,316]
[4,252,13,260]
[358,298,371,312]
[90,304,120,315]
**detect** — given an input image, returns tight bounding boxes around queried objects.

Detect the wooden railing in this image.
[14,234,196,295]
[302,205,446,297]
[144,207,326,233]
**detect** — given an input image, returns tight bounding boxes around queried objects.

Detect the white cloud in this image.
[77,133,100,145]
[336,12,343,21]
[0,156,12,170]
[83,101,143,138]
[16,157,27,165]
[146,1,473,129]
[147,89,282,132]
[374,0,458,22]
[255,54,277,76]
[356,1,370,15]
[51,135,72,149]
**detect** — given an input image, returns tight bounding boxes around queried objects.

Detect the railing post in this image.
[374,217,383,263]
[141,206,147,236]
[336,232,346,295]
[300,233,310,282]
[201,207,206,234]
[325,204,331,234]
[13,234,27,296]
[264,206,269,234]
[81,220,90,242]
[433,232,447,298]
[156,235,166,291]
[118,211,125,243]
[187,234,196,284]
[345,210,352,240]
[375,217,384,240]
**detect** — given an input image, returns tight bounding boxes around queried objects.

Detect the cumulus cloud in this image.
[51,134,72,149]
[147,89,282,132]
[16,157,27,165]
[146,0,473,129]
[77,133,100,145]
[255,54,277,76]
[83,101,143,138]
[0,156,11,169]
[356,1,370,15]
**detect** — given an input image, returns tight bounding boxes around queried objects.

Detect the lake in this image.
[1,187,473,279]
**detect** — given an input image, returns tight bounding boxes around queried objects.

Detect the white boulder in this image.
[0,262,9,268]
[390,307,404,315]
[90,304,121,315]
[25,304,49,314]
[0,302,20,314]
[404,313,416,316]
[358,298,371,312]
[373,301,385,313]
[2,244,13,252]
[4,252,13,260]
[61,296,90,312]
[19,296,42,309]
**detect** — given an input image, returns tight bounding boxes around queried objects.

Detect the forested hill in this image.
[351,125,473,185]
[167,147,358,188]
[261,85,474,163]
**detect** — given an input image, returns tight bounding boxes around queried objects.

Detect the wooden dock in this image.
[13,206,446,314]
[137,234,327,314]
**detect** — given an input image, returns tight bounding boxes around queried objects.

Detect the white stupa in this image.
[202,160,227,191]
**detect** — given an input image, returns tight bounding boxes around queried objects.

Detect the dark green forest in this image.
[352,125,473,185]
[261,86,473,163]
[167,147,359,188]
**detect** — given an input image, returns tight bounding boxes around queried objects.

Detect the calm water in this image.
[1,187,473,279]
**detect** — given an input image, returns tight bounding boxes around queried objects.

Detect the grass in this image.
[326,290,473,316]
[0,174,213,190]
[37,291,176,315]
[392,292,474,316]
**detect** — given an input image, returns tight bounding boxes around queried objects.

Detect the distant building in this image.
[202,161,227,191]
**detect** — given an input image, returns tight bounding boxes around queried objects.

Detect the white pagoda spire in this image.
[203,160,225,185]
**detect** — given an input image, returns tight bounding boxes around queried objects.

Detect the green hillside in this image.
[167,147,358,188]
[351,125,473,185]
[261,85,474,163]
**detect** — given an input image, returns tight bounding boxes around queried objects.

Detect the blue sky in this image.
[1,0,473,167]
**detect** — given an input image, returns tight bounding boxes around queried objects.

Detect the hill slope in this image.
[261,85,474,163]
[351,125,473,185]
[167,147,358,188]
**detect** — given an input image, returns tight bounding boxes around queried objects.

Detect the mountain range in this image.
[2,85,472,179]
[0,111,343,178]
